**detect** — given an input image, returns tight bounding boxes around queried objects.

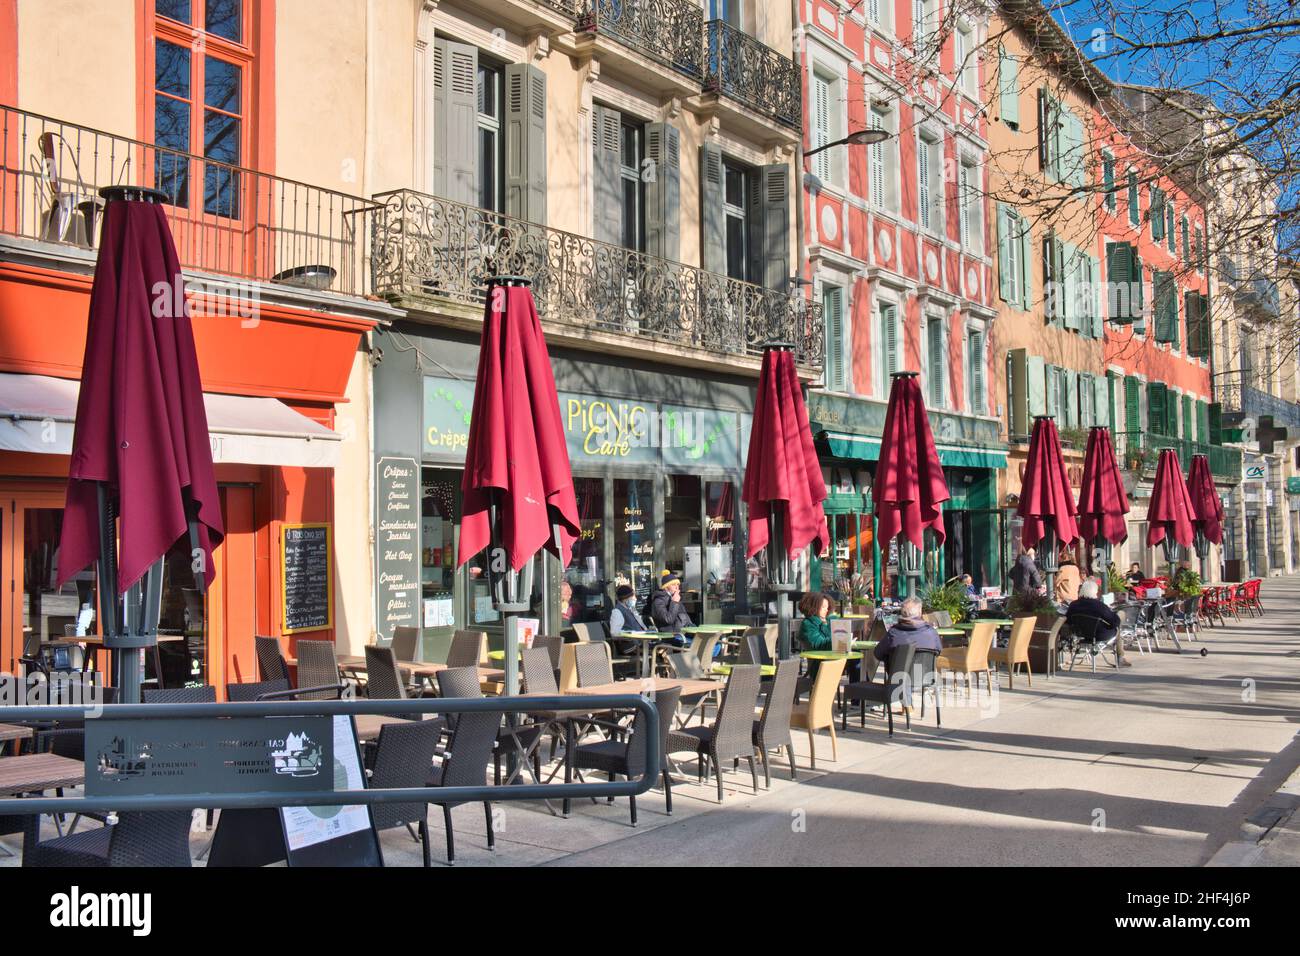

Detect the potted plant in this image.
[1006,589,1059,622]
[835,572,873,612]
[919,579,972,624]
[1170,565,1202,598]
[1105,562,1129,600]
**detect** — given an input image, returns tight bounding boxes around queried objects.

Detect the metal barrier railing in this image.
[0,694,659,815]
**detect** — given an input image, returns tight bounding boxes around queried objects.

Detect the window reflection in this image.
[564,477,605,624]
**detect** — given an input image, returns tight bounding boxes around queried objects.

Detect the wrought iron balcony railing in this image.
[1116,431,1242,482]
[704,19,802,130]
[0,105,378,297]
[1213,372,1300,429]
[370,188,823,368]
[578,0,704,82]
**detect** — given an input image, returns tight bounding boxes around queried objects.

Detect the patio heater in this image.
[764,499,797,661]
[898,538,923,599]
[1038,525,1060,596]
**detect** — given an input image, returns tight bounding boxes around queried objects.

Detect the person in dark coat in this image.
[650,572,693,634]
[1009,547,1044,594]
[872,597,943,670]
[1066,579,1128,666]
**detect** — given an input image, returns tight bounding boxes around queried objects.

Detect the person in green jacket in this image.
[798,591,860,681]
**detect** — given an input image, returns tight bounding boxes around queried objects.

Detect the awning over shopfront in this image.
[822,430,1008,470]
[0,372,341,468]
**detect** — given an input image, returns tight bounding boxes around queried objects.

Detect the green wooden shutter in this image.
[927,318,945,407]
[1127,170,1139,224]
[1151,188,1165,241]
[750,164,790,291]
[1065,370,1079,427]
[1062,243,1080,330]
[1106,241,1130,322]
[1132,251,1146,334]
[1182,394,1194,440]
[1095,373,1111,429]
[1181,215,1190,261]
[1166,203,1176,252]
[823,285,844,390]
[505,63,547,224]
[593,105,623,246]
[1089,254,1103,337]
[1124,376,1141,435]
[1197,400,1210,444]
[1027,355,1047,419]
[999,45,1020,126]
[1153,270,1174,342]
[1009,349,1029,435]
[997,204,1012,301]
[1044,364,1059,418]
[1102,154,1115,209]
[433,38,479,207]
[970,330,986,414]
[1106,371,1119,431]
[699,143,726,274]
[645,122,680,261]
[882,304,900,382]
[1019,223,1033,311]
[1148,382,1167,436]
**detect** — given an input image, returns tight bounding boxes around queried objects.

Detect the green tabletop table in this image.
[682,624,749,634]
[799,650,864,661]
[712,662,777,677]
[954,619,1014,629]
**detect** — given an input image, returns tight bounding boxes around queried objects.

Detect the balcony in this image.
[1213,372,1300,429]
[703,19,802,131]
[576,0,704,84]
[1116,431,1242,483]
[1237,277,1280,318]
[370,188,823,370]
[0,105,377,298]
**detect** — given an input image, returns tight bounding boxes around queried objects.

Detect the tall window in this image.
[877,302,899,396]
[812,72,834,183]
[869,107,892,210]
[477,61,504,213]
[620,119,646,252]
[1101,151,1116,211]
[926,315,946,407]
[823,284,846,391]
[956,24,976,95]
[1127,169,1140,226]
[918,132,941,233]
[152,0,249,216]
[959,158,981,252]
[723,159,747,281]
[966,328,986,414]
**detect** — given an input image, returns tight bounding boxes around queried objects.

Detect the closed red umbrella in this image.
[1017,415,1079,551]
[55,187,223,700]
[743,344,827,656]
[1147,448,1197,555]
[1186,453,1223,548]
[874,373,949,592]
[1077,425,1129,550]
[458,278,580,693]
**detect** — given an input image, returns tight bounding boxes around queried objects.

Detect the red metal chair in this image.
[1243,579,1264,617]
[1223,584,1242,621]
[1199,588,1220,628]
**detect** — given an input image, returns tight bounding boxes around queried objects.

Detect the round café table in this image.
[712,662,776,677]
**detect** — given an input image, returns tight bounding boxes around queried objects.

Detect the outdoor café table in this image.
[799,650,863,662]
[0,723,32,757]
[337,656,505,686]
[0,752,83,797]
[615,631,669,678]
[712,662,776,677]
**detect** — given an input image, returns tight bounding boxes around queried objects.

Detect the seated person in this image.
[649,572,692,642]
[1066,580,1127,665]
[798,591,858,682]
[960,573,978,599]
[872,597,943,673]
[1124,562,1144,590]
[1055,559,1082,605]
[609,585,650,637]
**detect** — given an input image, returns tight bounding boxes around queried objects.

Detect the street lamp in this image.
[804,127,891,159]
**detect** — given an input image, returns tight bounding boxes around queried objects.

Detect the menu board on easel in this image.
[282,523,333,634]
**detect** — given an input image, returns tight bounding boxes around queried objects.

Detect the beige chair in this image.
[761,624,778,660]
[988,616,1035,689]
[937,621,995,695]
[789,657,847,769]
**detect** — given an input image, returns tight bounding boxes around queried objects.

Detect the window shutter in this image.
[1124,377,1141,436]
[869,110,885,206]
[645,122,680,262]
[1198,400,1210,444]
[824,286,844,390]
[1044,365,1059,418]
[1151,188,1165,241]
[918,136,931,230]
[433,38,479,207]
[813,76,831,182]
[699,142,726,274]
[1166,203,1176,252]
[1009,349,1029,435]
[1037,89,1050,174]
[750,164,790,291]
[1062,110,1084,187]
[999,45,1020,126]
[1065,370,1078,428]
[1132,251,1146,334]
[882,305,899,383]
[1094,373,1110,429]
[1127,170,1139,225]
[997,204,1013,301]
[970,331,986,414]
[505,63,547,224]
[1182,215,1190,261]
[1028,355,1047,418]
[927,319,945,407]
[1106,241,1130,322]
[1147,382,1166,436]
[1182,394,1194,441]
[1019,225,1033,311]
[593,105,623,246]
[1102,154,1115,208]
[1063,243,1080,331]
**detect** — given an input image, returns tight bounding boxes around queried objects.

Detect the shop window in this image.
[613,478,655,616]
[705,481,737,614]
[664,474,703,621]
[421,470,460,647]
[563,477,606,624]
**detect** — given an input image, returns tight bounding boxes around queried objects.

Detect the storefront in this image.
[371,322,761,660]
[0,261,373,694]
[806,392,1007,599]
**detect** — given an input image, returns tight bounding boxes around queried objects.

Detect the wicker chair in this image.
[574,642,616,687]
[143,685,217,703]
[391,625,421,662]
[254,636,289,683]
[446,630,486,668]
[936,621,995,694]
[752,658,800,787]
[225,679,290,702]
[789,657,846,767]
[294,640,345,700]
[841,643,917,736]
[737,629,771,666]
[427,706,504,864]
[532,634,563,671]
[368,718,442,867]
[666,664,763,803]
[22,810,194,867]
[988,616,1035,688]
[1028,617,1066,678]
[437,666,544,787]
[364,645,410,702]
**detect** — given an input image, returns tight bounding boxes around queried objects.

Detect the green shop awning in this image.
[822,431,1007,470]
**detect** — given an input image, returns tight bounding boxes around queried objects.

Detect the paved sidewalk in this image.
[4,577,1298,866]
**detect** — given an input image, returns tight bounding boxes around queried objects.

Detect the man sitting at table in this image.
[609,585,650,637]
[872,597,944,674]
[650,572,693,642]
[1067,580,1127,666]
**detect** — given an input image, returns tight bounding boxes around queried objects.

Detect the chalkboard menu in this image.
[375,456,421,644]
[282,523,333,633]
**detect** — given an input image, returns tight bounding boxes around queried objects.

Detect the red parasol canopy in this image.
[457,283,580,571]
[1017,416,1079,549]
[1146,448,1197,549]
[1077,426,1129,545]
[874,373,949,550]
[743,347,828,559]
[1186,454,1223,545]
[57,196,222,593]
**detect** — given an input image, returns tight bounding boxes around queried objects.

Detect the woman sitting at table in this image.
[798,591,859,681]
